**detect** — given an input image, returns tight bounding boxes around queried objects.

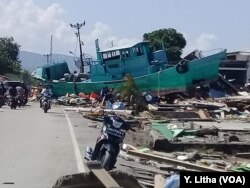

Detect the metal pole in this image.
[70,22,85,73]
[44,54,49,64]
[50,35,53,64]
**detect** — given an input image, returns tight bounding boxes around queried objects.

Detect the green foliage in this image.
[0,37,21,74]
[143,28,186,62]
[20,70,38,86]
[5,70,38,86]
[118,75,138,97]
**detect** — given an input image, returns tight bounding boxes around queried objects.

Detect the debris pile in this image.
[61,76,250,187]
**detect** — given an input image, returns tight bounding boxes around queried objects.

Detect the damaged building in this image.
[219,51,250,87]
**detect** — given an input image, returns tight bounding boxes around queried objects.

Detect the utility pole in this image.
[70,21,85,73]
[50,35,53,64]
[43,54,50,64]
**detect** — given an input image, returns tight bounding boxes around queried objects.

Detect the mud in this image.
[124,128,153,148]
[52,170,143,188]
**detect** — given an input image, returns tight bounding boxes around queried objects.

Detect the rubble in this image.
[60,76,250,187]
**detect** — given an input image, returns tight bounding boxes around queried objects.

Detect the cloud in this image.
[82,22,139,55]
[183,33,218,56]
[0,0,138,57]
[0,0,71,54]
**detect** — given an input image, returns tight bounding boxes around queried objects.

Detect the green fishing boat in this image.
[32,40,226,96]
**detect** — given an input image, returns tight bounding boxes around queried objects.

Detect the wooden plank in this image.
[120,163,169,176]
[91,169,121,188]
[169,118,215,122]
[127,150,226,172]
[86,162,121,188]
[197,109,209,119]
[138,180,154,187]
[154,174,165,188]
[134,174,154,181]
[235,152,250,158]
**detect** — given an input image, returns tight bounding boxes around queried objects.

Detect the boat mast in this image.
[70,22,85,73]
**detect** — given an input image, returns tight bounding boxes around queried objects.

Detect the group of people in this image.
[0,82,28,98]
[0,82,29,107]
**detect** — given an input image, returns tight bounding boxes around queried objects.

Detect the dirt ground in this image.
[124,128,153,149]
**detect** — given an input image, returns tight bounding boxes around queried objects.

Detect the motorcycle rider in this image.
[0,82,6,105]
[9,85,17,98]
[40,84,53,108]
[16,86,25,106]
[0,82,6,96]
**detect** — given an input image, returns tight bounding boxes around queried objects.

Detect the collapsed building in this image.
[220,51,250,87]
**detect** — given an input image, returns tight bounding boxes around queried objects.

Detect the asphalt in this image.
[0,102,99,188]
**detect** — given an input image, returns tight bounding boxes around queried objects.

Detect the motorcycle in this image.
[16,95,26,108]
[85,115,135,171]
[41,96,51,113]
[9,96,17,109]
[0,95,5,108]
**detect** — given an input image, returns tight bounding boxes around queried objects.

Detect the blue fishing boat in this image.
[32,40,226,96]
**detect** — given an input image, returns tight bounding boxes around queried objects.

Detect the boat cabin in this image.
[31,61,70,81]
[90,40,168,82]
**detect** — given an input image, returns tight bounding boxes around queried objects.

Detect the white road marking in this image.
[64,110,86,173]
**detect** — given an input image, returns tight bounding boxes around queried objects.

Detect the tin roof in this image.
[100,41,150,53]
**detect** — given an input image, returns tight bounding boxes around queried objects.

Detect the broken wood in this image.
[127,150,226,172]
[120,163,169,176]
[235,152,250,159]
[197,110,209,119]
[151,111,201,119]
[64,107,132,115]
[194,128,218,136]
[134,174,154,181]
[138,180,154,187]
[188,100,226,109]
[85,161,121,188]
[170,118,215,122]
[158,103,193,108]
[154,174,165,188]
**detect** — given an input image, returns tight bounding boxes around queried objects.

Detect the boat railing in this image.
[199,48,225,57]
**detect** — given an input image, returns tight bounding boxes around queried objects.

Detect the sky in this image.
[0,0,250,58]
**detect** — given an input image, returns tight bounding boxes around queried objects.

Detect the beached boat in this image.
[32,40,226,96]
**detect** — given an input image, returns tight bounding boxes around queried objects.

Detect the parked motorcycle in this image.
[41,96,51,113]
[85,115,135,171]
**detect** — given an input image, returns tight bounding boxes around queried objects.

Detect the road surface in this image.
[0,102,100,188]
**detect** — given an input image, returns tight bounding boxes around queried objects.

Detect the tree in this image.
[118,75,138,97]
[143,28,186,62]
[21,69,38,86]
[0,37,21,74]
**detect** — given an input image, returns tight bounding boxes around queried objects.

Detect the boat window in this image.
[227,55,236,60]
[134,46,143,56]
[102,53,108,59]
[121,50,130,58]
[102,50,120,61]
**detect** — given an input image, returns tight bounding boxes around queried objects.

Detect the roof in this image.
[100,41,150,53]
[227,50,250,56]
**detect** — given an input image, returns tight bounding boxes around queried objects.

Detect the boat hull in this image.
[43,51,226,96]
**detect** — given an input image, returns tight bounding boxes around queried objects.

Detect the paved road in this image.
[0,102,99,188]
